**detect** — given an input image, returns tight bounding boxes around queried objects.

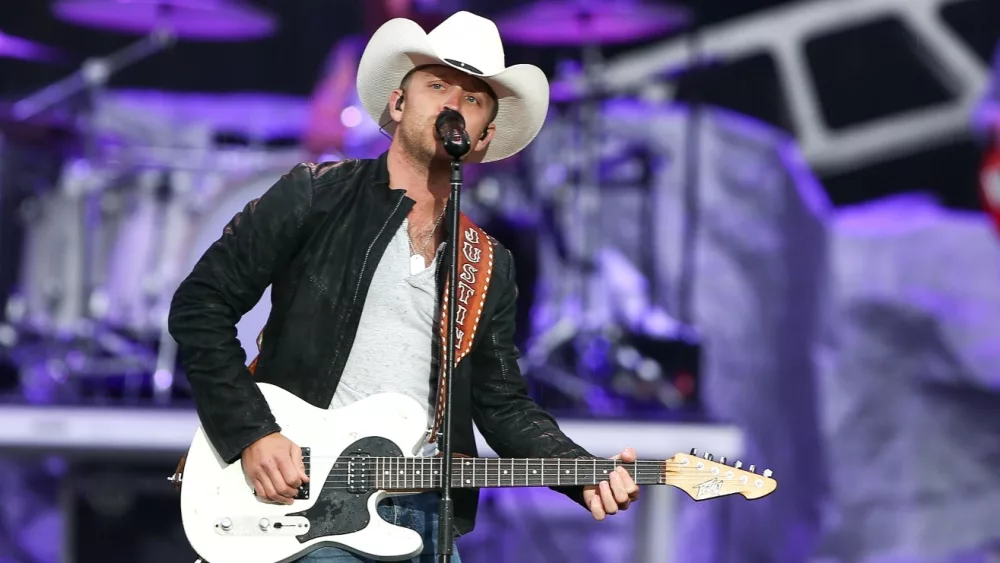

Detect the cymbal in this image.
[496,1,691,46]
[0,31,66,64]
[52,0,277,41]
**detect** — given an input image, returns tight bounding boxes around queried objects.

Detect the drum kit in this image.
[0,0,298,404]
[0,0,702,414]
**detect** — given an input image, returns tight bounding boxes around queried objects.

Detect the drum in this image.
[7,158,99,335]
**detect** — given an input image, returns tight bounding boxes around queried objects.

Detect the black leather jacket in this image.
[168,151,594,535]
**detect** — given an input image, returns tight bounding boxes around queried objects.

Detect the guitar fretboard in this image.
[320,457,667,491]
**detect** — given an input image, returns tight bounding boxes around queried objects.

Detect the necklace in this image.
[408,207,447,275]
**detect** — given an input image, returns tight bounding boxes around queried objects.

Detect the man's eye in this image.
[466,96,478,104]
[431,83,444,89]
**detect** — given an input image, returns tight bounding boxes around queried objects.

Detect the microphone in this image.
[435,108,472,159]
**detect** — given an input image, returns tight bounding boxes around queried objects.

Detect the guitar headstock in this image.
[665,448,777,501]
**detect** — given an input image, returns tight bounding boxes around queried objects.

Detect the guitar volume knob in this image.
[220,518,232,531]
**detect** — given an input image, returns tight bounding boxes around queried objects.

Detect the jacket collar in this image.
[373,150,391,188]
[372,150,465,237]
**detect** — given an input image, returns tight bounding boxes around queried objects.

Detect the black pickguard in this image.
[286,436,402,544]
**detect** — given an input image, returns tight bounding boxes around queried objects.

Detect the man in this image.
[168,11,639,563]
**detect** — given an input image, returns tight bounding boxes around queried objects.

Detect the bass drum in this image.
[161,165,301,368]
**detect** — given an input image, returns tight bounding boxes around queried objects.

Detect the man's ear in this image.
[389,89,405,123]
[474,122,496,153]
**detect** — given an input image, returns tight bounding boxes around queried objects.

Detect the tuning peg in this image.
[703,452,713,460]
[734,460,743,469]
[719,457,727,464]
[748,464,756,473]
[763,469,773,478]
[690,448,698,455]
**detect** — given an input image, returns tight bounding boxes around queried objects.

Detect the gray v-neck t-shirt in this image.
[330,219,441,436]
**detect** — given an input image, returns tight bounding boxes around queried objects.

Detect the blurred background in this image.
[1,0,1000,561]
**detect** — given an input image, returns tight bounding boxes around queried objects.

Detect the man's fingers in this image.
[621,447,637,463]
[610,472,630,505]
[264,461,297,502]
[256,473,282,504]
[628,482,640,501]
[600,481,618,515]
[277,455,303,491]
[589,492,606,521]
[616,466,640,500]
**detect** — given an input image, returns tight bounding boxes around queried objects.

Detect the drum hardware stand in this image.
[520,40,646,412]
[674,4,706,342]
[520,16,707,412]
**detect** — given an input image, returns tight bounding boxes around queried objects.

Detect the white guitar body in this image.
[180,383,430,563]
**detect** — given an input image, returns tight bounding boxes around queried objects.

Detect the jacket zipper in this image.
[349,193,407,308]
[328,191,409,379]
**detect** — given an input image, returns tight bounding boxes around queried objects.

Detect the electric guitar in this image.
[176,383,777,563]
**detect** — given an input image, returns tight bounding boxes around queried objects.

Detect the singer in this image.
[167,11,639,563]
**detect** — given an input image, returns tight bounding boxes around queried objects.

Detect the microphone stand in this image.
[436,111,471,563]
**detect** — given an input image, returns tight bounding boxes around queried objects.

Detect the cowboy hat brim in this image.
[356,17,549,163]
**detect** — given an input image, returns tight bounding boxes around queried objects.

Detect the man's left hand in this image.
[583,447,640,521]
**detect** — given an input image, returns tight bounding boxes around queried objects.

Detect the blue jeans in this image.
[297,492,461,562]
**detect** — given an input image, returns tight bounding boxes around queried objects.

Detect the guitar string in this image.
[315,475,764,487]
[268,458,764,490]
[305,474,763,491]
[293,466,762,489]
[298,457,743,471]
[300,458,690,469]
[257,472,766,491]
[300,460,732,476]
[297,460,749,477]
[300,456,694,463]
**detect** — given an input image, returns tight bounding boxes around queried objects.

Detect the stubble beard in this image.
[398,116,437,165]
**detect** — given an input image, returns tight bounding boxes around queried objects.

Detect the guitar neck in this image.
[360,457,669,490]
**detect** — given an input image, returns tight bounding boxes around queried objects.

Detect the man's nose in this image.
[442,87,463,111]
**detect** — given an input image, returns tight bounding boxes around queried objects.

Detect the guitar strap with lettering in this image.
[427,214,494,444]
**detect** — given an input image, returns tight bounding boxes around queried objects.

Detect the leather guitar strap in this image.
[428,214,494,444]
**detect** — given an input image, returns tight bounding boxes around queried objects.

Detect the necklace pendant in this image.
[409,254,426,275]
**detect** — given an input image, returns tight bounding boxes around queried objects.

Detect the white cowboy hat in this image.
[356,11,549,163]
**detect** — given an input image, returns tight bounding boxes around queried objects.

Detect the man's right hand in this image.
[241,433,310,505]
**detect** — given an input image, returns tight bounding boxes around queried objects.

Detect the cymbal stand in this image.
[12,28,175,121]
[576,43,604,331]
[521,27,705,412]
[520,42,621,412]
